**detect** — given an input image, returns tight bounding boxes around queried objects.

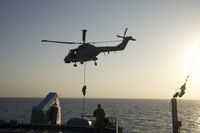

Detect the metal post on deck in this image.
[115,118,118,133]
[171,98,182,133]
[171,80,187,133]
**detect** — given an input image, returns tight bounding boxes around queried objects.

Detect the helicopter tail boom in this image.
[97,36,136,53]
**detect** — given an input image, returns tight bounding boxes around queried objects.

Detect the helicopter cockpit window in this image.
[70,50,77,58]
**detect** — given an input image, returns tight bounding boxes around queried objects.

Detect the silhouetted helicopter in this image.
[41,28,136,67]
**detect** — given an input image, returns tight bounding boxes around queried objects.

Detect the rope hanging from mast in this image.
[173,44,200,98]
[187,44,200,76]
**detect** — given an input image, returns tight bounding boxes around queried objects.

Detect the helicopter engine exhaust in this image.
[82,30,87,44]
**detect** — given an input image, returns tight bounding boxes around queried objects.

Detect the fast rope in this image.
[173,44,200,98]
[82,62,87,118]
[188,44,200,76]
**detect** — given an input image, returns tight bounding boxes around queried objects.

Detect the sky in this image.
[0,0,200,99]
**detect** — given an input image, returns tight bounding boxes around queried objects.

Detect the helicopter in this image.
[41,28,136,67]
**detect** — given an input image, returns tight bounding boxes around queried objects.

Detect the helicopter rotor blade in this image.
[89,40,122,44]
[116,35,123,38]
[124,28,127,37]
[41,40,82,44]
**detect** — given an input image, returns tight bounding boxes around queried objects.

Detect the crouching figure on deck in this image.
[93,104,105,133]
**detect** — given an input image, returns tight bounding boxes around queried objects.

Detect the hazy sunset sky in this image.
[0,0,200,99]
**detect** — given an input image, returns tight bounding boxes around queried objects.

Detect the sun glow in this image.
[187,44,200,77]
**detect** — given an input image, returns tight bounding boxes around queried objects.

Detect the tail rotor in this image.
[124,28,127,37]
[117,28,128,38]
[117,28,136,41]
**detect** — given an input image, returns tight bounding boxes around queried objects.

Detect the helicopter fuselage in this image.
[42,29,136,66]
[64,43,100,64]
[64,36,135,65]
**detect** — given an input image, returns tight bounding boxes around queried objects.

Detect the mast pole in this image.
[171,98,181,133]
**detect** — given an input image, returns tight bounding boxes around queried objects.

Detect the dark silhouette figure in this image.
[93,104,105,133]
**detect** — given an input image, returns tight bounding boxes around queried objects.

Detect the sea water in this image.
[0,98,199,133]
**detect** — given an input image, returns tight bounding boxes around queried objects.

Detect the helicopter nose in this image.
[64,56,70,63]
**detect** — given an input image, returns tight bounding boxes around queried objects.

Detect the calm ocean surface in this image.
[0,98,199,133]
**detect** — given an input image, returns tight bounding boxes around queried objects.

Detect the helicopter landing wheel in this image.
[94,62,97,66]
[74,63,77,67]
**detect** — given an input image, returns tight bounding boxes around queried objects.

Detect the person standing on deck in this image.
[93,104,105,133]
